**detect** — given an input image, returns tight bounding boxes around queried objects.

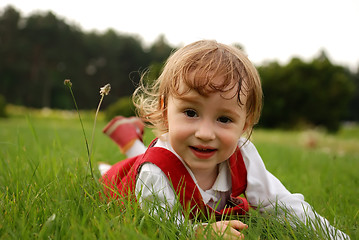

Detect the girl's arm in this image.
[240,139,350,240]
[135,162,184,224]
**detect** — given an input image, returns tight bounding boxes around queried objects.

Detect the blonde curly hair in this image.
[133,40,262,138]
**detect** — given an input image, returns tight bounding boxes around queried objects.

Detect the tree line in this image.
[258,55,358,131]
[1,5,358,131]
[0,6,173,110]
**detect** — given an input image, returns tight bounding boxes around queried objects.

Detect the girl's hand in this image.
[198,220,248,239]
[212,220,248,239]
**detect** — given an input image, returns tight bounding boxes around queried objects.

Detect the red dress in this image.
[101,139,249,220]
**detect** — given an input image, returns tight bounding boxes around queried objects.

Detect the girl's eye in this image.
[218,116,232,124]
[184,109,197,118]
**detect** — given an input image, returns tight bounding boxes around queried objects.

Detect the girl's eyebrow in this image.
[220,106,242,119]
[179,95,198,102]
[177,92,201,103]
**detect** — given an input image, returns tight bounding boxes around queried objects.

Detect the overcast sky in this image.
[1,0,358,70]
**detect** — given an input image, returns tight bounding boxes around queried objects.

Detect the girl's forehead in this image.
[178,70,242,92]
[172,72,247,100]
[172,79,247,107]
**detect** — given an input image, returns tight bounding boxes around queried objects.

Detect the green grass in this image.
[250,128,358,239]
[0,114,358,239]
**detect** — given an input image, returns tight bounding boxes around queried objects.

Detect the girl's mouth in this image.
[190,146,217,159]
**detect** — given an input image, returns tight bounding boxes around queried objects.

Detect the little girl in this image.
[100,40,349,239]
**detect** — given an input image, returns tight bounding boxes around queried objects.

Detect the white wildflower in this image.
[100,84,111,96]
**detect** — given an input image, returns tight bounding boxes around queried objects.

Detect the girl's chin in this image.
[184,161,219,172]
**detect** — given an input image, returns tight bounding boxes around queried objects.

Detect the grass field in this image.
[0,112,358,239]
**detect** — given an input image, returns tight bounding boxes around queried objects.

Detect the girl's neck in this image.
[192,165,219,191]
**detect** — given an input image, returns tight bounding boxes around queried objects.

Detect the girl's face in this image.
[165,76,248,176]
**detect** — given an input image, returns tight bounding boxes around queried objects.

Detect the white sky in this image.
[1,0,359,70]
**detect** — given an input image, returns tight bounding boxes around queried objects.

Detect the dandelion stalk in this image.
[88,84,111,178]
[64,79,91,165]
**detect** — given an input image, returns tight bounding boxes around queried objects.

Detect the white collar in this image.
[155,134,231,204]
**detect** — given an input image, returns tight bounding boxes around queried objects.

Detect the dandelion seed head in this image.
[100,84,111,96]
[64,79,72,87]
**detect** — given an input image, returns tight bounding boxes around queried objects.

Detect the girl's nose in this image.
[195,119,215,141]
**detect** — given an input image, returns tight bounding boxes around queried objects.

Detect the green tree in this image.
[258,52,354,131]
[0,6,22,105]
[22,11,85,108]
